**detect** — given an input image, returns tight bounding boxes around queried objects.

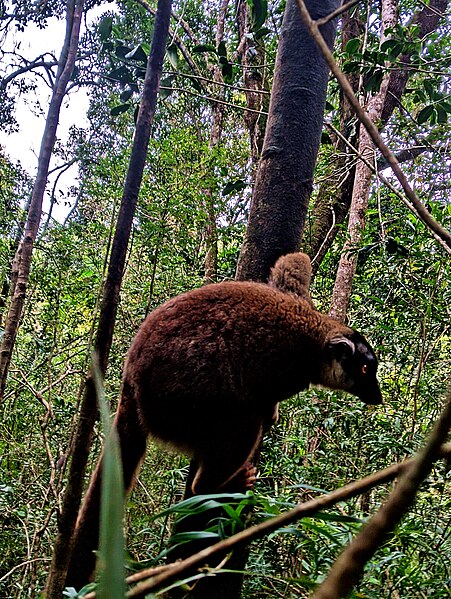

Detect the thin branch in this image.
[164,70,271,95]
[325,122,435,222]
[83,444,451,597]
[160,85,268,116]
[296,0,451,254]
[316,0,363,26]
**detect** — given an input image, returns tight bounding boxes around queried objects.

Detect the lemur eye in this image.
[361,364,368,375]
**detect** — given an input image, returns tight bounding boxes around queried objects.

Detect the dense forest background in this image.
[1,0,450,597]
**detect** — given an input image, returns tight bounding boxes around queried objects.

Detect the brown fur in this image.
[268,252,314,306]
[66,254,381,588]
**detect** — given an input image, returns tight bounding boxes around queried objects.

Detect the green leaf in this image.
[221,61,233,83]
[345,38,360,55]
[110,103,131,116]
[417,105,434,124]
[167,43,179,69]
[217,41,227,57]
[321,131,332,145]
[189,77,203,93]
[115,44,133,59]
[248,0,268,32]
[193,44,216,54]
[159,77,174,100]
[254,27,271,40]
[92,359,125,599]
[124,45,148,65]
[424,79,435,99]
[108,65,134,84]
[364,70,383,92]
[436,105,448,124]
[222,180,246,195]
[98,16,113,41]
[120,89,133,103]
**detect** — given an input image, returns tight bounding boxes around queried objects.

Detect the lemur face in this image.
[322,333,382,405]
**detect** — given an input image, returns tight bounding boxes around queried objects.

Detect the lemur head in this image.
[321,331,382,405]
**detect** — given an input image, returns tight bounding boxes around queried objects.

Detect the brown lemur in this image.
[66,252,382,587]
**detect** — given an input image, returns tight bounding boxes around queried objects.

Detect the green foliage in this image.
[0,0,450,596]
[94,364,126,599]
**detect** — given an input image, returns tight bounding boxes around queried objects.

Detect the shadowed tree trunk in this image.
[329,0,398,323]
[302,7,362,276]
[236,0,339,283]
[0,0,85,401]
[235,0,269,168]
[45,0,172,595]
[204,0,230,284]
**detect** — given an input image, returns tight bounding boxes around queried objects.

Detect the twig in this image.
[316,0,363,26]
[296,0,451,254]
[0,558,51,584]
[160,85,268,116]
[83,443,451,597]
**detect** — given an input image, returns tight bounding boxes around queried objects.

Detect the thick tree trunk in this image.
[236,0,340,283]
[0,0,85,401]
[45,0,172,595]
[329,0,398,323]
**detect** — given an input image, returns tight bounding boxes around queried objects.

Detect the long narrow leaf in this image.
[93,358,126,599]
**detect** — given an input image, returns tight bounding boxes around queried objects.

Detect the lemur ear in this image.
[327,337,355,361]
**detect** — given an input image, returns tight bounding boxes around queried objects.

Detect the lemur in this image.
[66,253,381,587]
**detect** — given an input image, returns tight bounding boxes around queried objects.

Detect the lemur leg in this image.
[191,414,263,495]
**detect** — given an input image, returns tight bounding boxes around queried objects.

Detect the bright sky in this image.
[0,5,112,221]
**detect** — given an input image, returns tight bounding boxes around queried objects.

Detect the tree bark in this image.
[0,0,85,401]
[236,0,340,283]
[302,8,362,276]
[303,0,449,278]
[329,0,398,323]
[45,0,172,595]
[235,0,269,168]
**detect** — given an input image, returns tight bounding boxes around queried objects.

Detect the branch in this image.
[377,145,430,171]
[160,85,268,115]
[314,390,451,598]
[83,444,451,597]
[0,55,58,89]
[295,0,451,255]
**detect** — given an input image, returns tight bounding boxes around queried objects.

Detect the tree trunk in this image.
[302,8,362,276]
[45,0,172,595]
[329,0,398,323]
[204,0,230,283]
[235,0,269,168]
[0,0,85,401]
[303,0,449,277]
[236,0,340,283]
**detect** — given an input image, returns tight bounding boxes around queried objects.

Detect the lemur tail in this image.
[65,380,148,590]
